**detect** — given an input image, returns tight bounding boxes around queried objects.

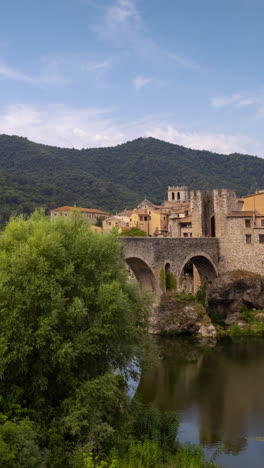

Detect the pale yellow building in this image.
[130,207,170,237]
[103,214,131,233]
[240,190,264,214]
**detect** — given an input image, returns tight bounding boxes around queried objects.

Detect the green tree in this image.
[119,227,147,237]
[0,211,150,466]
[95,216,105,228]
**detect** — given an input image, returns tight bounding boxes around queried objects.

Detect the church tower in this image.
[167,186,190,203]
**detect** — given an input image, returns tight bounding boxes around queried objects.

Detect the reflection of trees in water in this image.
[137,337,264,456]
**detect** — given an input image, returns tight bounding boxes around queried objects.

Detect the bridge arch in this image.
[179,252,218,293]
[125,256,157,295]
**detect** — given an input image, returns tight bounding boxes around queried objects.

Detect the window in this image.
[163,216,166,220]
[259,235,264,243]
[177,192,180,200]
[190,233,192,237]
[144,216,148,221]
[245,234,251,244]
[261,219,264,227]
[172,192,175,200]
[245,219,251,228]
[183,233,188,237]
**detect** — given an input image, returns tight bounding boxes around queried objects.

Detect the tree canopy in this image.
[0,212,150,466]
[119,227,147,237]
[0,134,263,222]
[0,212,221,467]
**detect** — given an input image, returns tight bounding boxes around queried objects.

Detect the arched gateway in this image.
[126,257,157,294]
[121,237,219,301]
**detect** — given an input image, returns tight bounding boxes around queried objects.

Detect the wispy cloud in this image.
[0,102,259,155]
[0,62,35,85]
[108,0,139,24]
[94,0,197,70]
[132,75,152,91]
[211,93,258,109]
[0,54,114,88]
[164,51,198,70]
[83,58,113,73]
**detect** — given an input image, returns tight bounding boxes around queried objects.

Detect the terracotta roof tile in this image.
[50,206,109,214]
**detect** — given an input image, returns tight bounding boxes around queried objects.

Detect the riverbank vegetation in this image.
[0,212,221,467]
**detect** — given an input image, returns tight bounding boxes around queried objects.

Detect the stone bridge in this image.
[121,237,220,299]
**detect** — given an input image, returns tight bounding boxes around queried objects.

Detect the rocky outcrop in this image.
[151,293,216,339]
[207,270,264,324]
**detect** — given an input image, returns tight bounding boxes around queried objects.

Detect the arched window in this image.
[177,192,180,200]
[172,192,175,200]
[210,215,216,237]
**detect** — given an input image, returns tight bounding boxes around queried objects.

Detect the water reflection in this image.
[137,337,264,464]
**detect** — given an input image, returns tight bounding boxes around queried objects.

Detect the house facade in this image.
[50,206,109,225]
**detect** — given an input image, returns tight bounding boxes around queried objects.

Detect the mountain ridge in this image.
[0,133,263,223]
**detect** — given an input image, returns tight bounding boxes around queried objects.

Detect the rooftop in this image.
[50,206,109,214]
[240,191,264,199]
[227,210,258,217]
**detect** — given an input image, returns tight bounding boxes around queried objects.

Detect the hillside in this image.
[0,134,264,222]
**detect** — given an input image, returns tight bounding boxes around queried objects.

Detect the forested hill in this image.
[0,133,264,222]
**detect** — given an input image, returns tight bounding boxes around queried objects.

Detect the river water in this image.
[136,337,264,467]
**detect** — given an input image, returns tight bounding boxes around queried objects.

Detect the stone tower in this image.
[167,186,189,203]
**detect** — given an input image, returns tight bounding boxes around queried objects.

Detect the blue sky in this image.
[1,0,264,155]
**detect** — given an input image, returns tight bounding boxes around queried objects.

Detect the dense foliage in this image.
[0,212,151,466]
[119,227,147,237]
[0,212,221,467]
[0,134,264,222]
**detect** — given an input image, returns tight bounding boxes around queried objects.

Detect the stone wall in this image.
[213,189,242,238]
[121,237,219,298]
[218,217,264,274]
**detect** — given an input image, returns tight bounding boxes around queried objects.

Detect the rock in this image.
[225,313,243,325]
[197,324,217,338]
[237,321,248,328]
[151,293,216,337]
[255,313,264,322]
[207,271,264,320]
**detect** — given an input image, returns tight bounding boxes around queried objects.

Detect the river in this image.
[136,337,264,467]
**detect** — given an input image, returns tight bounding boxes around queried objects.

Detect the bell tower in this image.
[167,186,189,203]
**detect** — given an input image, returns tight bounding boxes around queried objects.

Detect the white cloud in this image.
[108,0,138,24]
[211,92,259,109]
[0,102,260,155]
[0,54,114,88]
[0,62,35,85]
[132,75,152,91]
[146,125,253,154]
[94,0,197,70]
[164,51,197,70]
[211,93,242,108]
[83,58,113,73]
[0,59,66,87]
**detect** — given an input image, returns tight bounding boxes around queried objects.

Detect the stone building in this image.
[169,188,264,276]
[103,213,131,233]
[50,206,109,225]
